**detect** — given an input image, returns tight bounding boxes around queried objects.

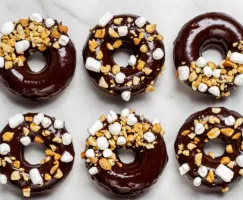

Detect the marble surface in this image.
[1,0,243,199]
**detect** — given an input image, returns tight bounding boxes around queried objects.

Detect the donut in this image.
[174,12,243,98]
[81,109,168,195]
[0,113,74,197]
[83,13,165,101]
[174,107,243,192]
[0,13,76,101]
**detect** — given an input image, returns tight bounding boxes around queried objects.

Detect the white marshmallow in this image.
[236,155,243,167]
[45,18,55,28]
[196,57,207,68]
[20,136,31,146]
[98,12,113,27]
[193,177,202,187]
[85,57,101,72]
[203,66,213,77]
[61,151,74,163]
[29,168,43,185]
[230,52,243,64]
[213,69,221,78]
[153,48,164,60]
[0,143,10,155]
[15,40,30,53]
[58,35,70,46]
[127,114,138,126]
[121,108,130,117]
[152,118,160,125]
[0,174,7,184]
[225,116,235,126]
[0,57,4,68]
[62,133,72,145]
[107,110,118,123]
[178,66,189,81]
[97,136,109,150]
[208,86,220,97]
[115,72,126,84]
[118,26,128,36]
[195,123,205,135]
[144,132,156,143]
[198,165,208,177]
[179,163,190,175]
[234,74,243,86]
[215,164,234,182]
[103,149,113,158]
[8,114,24,129]
[1,21,14,35]
[117,136,126,145]
[85,149,95,158]
[88,120,103,136]
[135,16,147,28]
[89,167,98,175]
[121,91,131,101]
[33,113,44,125]
[198,83,208,93]
[109,122,121,135]
[30,13,43,22]
[128,55,137,66]
[41,117,52,128]
[54,119,64,129]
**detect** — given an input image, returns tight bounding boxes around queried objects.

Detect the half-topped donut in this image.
[82,109,168,194]
[83,13,165,101]
[0,13,76,101]
[174,12,243,98]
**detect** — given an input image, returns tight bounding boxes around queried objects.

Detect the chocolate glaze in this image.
[0,113,75,195]
[174,107,243,189]
[83,14,165,96]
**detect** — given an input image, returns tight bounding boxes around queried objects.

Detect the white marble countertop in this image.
[1,0,243,199]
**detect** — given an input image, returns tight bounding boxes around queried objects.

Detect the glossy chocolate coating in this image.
[83,14,165,96]
[174,107,243,189]
[0,113,75,195]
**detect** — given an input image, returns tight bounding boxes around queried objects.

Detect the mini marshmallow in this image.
[179,163,190,175]
[89,167,98,175]
[234,74,243,86]
[198,83,208,93]
[98,12,113,27]
[117,136,126,145]
[62,133,72,145]
[109,122,121,135]
[128,55,137,66]
[144,132,156,143]
[8,114,24,129]
[29,168,43,185]
[230,52,243,64]
[208,86,220,97]
[225,116,235,126]
[103,149,113,158]
[215,164,234,182]
[61,151,74,163]
[58,35,70,46]
[118,26,128,36]
[20,136,31,146]
[153,48,164,60]
[97,136,109,150]
[1,21,14,35]
[0,57,4,68]
[236,155,243,167]
[107,110,118,123]
[85,57,101,72]
[135,16,147,28]
[213,69,221,78]
[195,123,205,135]
[127,114,138,126]
[198,165,208,177]
[15,40,30,53]
[0,143,10,155]
[0,174,7,184]
[45,18,55,28]
[54,119,64,129]
[152,118,160,125]
[196,57,207,68]
[33,113,44,125]
[30,13,43,22]
[85,149,95,158]
[41,117,52,128]
[203,66,213,77]
[88,120,103,136]
[121,108,130,117]
[178,66,189,81]
[121,91,131,101]
[115,72,126,84]
[193,177,202,187]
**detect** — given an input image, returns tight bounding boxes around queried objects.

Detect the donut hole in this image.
[24,143,46,165]
[202,48,224,66]
[117,148,136,164]
[204,138,225,157]
[112,48,134,68]
[27,52,47,73]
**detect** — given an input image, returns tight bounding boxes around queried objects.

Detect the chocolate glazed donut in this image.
[82,109,168,195]
[0,13,76,101]
[174,12,243,98]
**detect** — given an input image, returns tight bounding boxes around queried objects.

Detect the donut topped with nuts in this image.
[82,109,168,195]
[174,12,243,98]
[83,13,165,101]
[0,113,75,197]
[175,107,243,193]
